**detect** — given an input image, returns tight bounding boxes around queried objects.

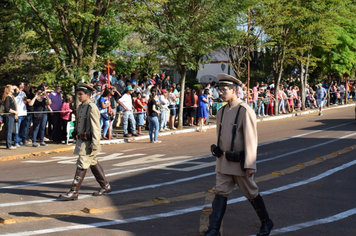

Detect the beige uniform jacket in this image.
[73,99,102,156]
[215,98,258,176]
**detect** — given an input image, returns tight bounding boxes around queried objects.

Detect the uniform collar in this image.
[82,99,91,106]
[228,97,241,108]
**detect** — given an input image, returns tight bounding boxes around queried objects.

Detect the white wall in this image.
[197,50,236,84]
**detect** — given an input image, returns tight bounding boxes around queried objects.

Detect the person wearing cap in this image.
[48,85,63,144]
[315,83,327,116]
[59,82,111,200]
[118,85,139,137]
[205,73,273,236]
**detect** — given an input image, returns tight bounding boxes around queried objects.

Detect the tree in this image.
[9,0,131,87]
[221,3,262,82]
[256,0,297,115]
[128,0,241,129]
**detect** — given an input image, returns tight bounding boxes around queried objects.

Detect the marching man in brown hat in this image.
[59,82,111,200]
[205,74,273,236]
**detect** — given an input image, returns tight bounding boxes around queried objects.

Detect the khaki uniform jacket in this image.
[215,98,258,176]
[73,99,102,156]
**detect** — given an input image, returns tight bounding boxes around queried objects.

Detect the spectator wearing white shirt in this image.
[14,82,28,146]
[339,82,345,104]
[118,86,138,137]
[210,81,220,101]
[159,89,169,131]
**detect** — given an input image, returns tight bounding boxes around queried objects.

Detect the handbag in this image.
[0,104,6,116]
[263,96,270,104]
[101,112,110,120]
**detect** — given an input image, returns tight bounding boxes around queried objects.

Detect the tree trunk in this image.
[300,61,305,111]
[273,45,286,115]
[177,65,187,129]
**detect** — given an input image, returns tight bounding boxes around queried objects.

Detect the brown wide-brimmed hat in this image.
[76,82,95,93]
[216,73,242,86]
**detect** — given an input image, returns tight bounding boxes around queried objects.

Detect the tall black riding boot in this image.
[90,163,111,196]
[59,168,87,200]
[204,194,228,236]
[249,194,274,236]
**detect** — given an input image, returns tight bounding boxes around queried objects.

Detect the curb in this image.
[1,103,354,162]
[0,146,74,162]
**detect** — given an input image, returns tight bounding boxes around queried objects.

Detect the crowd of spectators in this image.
[1,72,355,150]
[241,80,351,117]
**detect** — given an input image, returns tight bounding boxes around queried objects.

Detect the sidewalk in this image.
[1,103,355,162]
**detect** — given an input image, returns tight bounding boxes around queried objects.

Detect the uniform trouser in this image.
[76,153,98,170]
[213,172,259,200]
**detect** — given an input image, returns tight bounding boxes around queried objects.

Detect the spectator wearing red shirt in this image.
[135,92,146,135]
[185,88,198,126]
[60,95,74,143]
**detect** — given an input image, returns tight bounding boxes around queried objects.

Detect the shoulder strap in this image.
[230,105,243,151]
[83,103,90,132]
[217,105,226,148]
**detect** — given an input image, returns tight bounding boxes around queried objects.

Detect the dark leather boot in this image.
[59,168,87,200]
[249,194,274,236]
[204,194,227,236]
[90,163,111,196]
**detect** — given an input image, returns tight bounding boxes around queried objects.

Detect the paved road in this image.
[1,106,356,236]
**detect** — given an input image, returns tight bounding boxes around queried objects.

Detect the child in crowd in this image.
[135,92,146,135]
[60,94,74,143]
[296,96,302,112]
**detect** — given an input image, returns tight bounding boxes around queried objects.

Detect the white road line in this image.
[0,155,211,190]
[2,159,355,236]
[0,172,215,208]
[1,130,355,207]
[257,132,356,164]
[268,207,356,235]
[258,121,354,147]
[1,122,352,190]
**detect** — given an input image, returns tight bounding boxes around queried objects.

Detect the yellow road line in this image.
[198,144,356,233]
[2,145,355,226]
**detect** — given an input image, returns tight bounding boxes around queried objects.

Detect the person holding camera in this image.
[29,86,52,147]
[147,91,161,143]
[59,82,111,200]
[2,85,18,150]
[205,74,273,236]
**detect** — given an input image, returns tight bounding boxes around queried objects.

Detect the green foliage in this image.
[114,56,139,76]
[1,0,131,89]
[136,52,160,76]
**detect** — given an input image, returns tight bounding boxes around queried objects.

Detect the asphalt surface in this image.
[1,104,356,236]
